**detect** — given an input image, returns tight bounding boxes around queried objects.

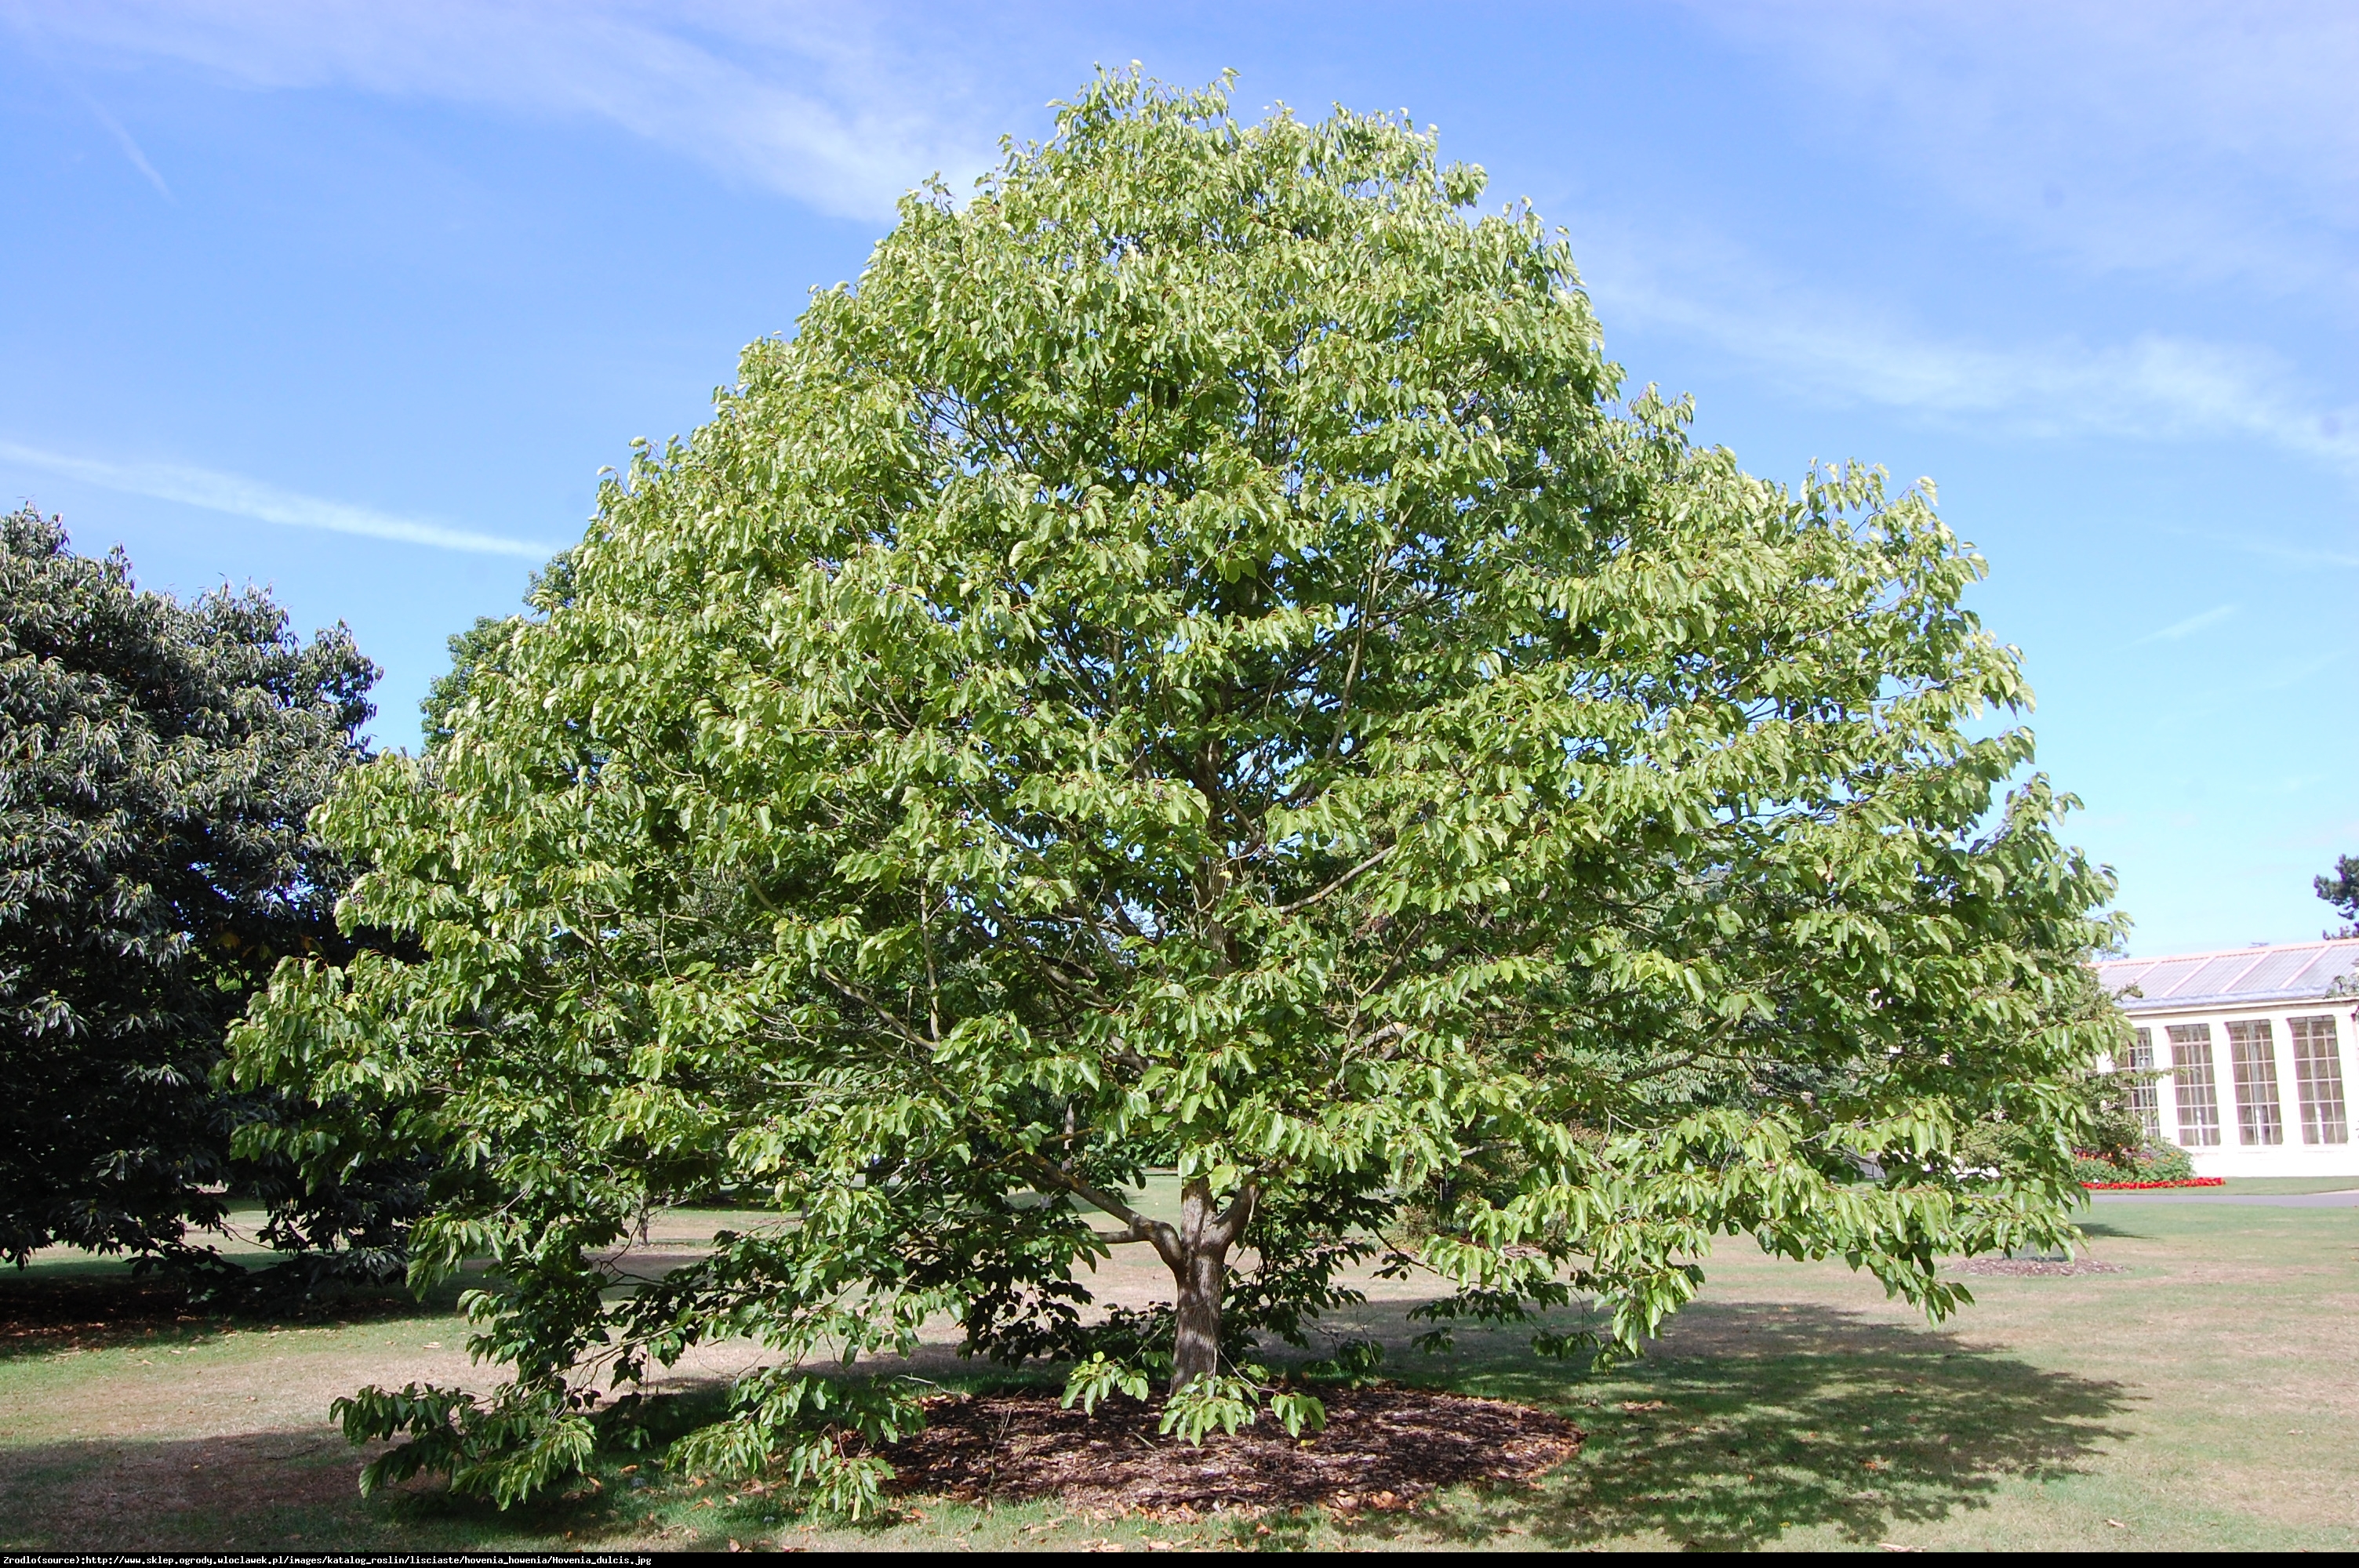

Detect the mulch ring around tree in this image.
[1955,1258,2126,1277]
[880,1385,1583,1519]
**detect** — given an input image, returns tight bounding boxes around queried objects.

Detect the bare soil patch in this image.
[881,1385,1582,1517]
[1955,1258,2125,1277]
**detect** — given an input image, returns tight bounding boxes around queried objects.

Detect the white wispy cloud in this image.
[20,2,2354,486]
[5,4,178,198]
[2132,603,2239,646]
[1575,218,2359,476]
[2179,532,2359,572]
[9,1,1020,222]
[1688,0,2359,305]
[0,440,562,558]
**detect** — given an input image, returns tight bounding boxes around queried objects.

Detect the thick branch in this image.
[1271,844,1397,917]
[815,968,934,1053]
[1207,1181,1258,1249]
[1023,1155,1181,1265]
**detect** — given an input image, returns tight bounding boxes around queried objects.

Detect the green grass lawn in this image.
[2209,1176,2359,1194]
[5,1196,2356,1552]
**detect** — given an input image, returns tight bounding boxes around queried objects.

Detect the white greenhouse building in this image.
[2095,938,2359,1178]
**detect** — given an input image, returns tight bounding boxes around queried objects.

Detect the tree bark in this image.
[1158,1177,1256,1393]
[1023,1156,1258,1396]
[1170,1240,1226,1389]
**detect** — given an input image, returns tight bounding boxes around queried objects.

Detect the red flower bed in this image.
[2081,1177,2225,1190]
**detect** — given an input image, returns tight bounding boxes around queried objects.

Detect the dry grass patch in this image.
[8,1200,2359,1551]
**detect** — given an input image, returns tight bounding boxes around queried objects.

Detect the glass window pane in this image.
[2290,1015,2349,1145]
[2168,1023,2221,1147]
[2125,1027,2161,1139]
[2226,1020,2284,1146]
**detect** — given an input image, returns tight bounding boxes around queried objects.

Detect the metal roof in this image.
[2096,938,2359,1014]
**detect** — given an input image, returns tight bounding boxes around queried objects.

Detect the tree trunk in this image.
[1159,1178,1256,1394]
[1169,1237,1227,1390]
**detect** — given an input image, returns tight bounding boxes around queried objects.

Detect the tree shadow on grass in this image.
[2077,1221,2155,1242]
[0,1428,394,1552]
[2,1287,2139,1552]
[0,1426,679,1552]
[0,1269,463,1361]
[1321,1297,2136,1551]
[0,1377,829,1554]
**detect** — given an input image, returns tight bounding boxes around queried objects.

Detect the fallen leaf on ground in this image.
[883,1387,1578,1517]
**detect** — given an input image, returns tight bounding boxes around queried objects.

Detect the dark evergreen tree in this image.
[2318,855,2359,938]
[0,508,416,1287]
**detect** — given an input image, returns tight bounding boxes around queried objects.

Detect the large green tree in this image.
[235,74,2122,1510]
[0,509,413,1281]
[418,552,575,751]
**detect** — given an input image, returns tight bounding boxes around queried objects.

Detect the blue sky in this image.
[2,2,2352,956]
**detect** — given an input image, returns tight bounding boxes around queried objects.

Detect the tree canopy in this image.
[234,74,2123,1512]
[2317,855,2358,938]
[418,553,575,751]
[0,508,406,1280]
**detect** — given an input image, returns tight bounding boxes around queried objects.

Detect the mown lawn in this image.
[5,1184,2355,1552]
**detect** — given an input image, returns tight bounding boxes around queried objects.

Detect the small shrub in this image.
[2074,1143,2194,1185]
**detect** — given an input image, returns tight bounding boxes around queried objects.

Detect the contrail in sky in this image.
[82,94,173,200]
[0,439,562,560]
[2129,603,2240,646]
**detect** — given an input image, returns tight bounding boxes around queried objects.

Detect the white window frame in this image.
[2168,1022,2222,1148]
[2124,1026,2161,1140]
[2289,1014,2349,1146]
